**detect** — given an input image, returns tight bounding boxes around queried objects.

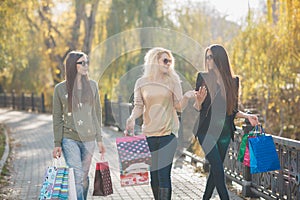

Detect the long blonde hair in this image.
[142,47,181,83]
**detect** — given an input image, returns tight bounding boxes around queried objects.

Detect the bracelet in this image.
[194,107,201,112]
[193,103,202,112]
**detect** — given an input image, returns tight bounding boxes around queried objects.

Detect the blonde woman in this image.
[125,47,194,200]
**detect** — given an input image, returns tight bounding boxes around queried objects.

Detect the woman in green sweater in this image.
[52,51,105,200]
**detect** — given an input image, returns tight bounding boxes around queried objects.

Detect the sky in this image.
[54,0,264,25]
[198,0,262,23]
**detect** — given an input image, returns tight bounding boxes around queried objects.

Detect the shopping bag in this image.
[243,135,257,166]
[51,167,68,199]
[237,133,252,162]
[93,162,113,196]
[120,171,149,187]
[243,142,251,166]
[116,135,151,171]
[39,166,69,200]
[237,125,262,163]
[39,166,58,199]
[68,168,77,200]
[116,135,151,186]
[248,134,281,174]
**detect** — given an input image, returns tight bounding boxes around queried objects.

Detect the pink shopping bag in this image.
[116,135,151,171]
[116,135,151,186]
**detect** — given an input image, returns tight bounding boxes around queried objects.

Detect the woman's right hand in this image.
[52,147,62,158]
[195,86,207,104]
[125,117,135,136]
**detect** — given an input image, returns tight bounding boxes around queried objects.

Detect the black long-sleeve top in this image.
[194,72,239,141]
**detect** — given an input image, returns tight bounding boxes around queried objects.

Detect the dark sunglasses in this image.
[163,58,172,65]
[76,60,89,66]
[206,55,214,61]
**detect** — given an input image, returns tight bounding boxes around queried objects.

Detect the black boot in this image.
[159,188,171,200]
[151,185,159,200]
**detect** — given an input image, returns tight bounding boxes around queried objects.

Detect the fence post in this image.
[41,93,45,113]
[117,95,123,131]
[3,92,7,107]
[241,116,258,198]
[12,90,15,109]
[104,94,109,126]
[31,93,35,111]
[21,92,25,110]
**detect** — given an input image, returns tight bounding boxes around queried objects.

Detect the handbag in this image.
[39,162,69,200]
[93,161,113,196]
[248,128,281,174]
[116,134,151,186]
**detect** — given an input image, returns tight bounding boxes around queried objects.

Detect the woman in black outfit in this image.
[194,44,259,200]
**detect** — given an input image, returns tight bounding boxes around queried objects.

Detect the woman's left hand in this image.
[97,141,106,160]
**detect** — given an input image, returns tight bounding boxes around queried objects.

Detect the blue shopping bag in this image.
[248,134,281,174]
[39,166,69,199]
[39,157,75,200]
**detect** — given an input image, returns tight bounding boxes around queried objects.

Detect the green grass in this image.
[0,124,11,197]
[0,124,10,179]
[0,124,5,163]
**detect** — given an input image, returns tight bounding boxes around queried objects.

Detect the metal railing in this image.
[104,95,300,200]
[222,123,300,200]
[0,91,46,113]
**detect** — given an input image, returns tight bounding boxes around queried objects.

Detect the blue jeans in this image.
[62,138,95,200]
[146,134,177,189]
[197,129,231,200]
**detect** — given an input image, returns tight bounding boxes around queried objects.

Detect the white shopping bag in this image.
[68,168,77,200]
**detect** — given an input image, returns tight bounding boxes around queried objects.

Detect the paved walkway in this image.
[0,109,243,200]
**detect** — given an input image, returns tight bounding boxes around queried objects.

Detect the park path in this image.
[0,109,243,200]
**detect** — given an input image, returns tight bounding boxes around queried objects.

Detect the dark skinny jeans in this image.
[197,128,231,200]
[146,133,177,189]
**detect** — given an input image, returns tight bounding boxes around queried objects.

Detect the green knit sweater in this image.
[52,80,102,147]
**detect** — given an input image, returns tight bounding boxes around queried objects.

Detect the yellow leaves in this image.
[230,0,300,138]
[268,102,275,110]
[55,69,61,75]
[46,48,53,54]
[267,0,273,24]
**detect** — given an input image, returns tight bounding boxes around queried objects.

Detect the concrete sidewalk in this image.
[0,109,243,200]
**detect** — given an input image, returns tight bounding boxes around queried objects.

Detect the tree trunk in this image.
[83,0,100,55]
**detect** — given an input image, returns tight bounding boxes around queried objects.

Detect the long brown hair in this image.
[65,51,93,112]
[206,44,238,115]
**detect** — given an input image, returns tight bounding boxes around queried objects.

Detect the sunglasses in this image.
[76,60,89,66]
[206,55,214,61]
[163,58,172,65]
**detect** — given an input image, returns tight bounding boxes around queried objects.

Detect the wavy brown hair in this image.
[65,51,93,112]
[205,44,238,115]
